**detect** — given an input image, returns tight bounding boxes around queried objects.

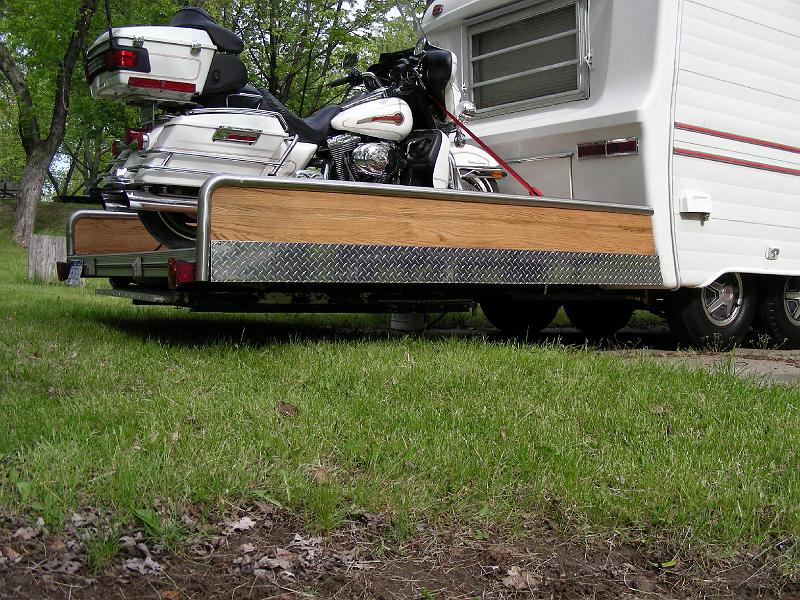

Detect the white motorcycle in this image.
[85,7,505,248]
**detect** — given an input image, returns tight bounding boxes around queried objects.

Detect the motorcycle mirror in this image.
[341,52,358,70]
[413,37,428,56]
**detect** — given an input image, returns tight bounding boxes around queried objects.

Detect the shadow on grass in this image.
[88,309,680,351]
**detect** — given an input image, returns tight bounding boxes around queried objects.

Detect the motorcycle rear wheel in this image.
[138,211,197,249]
[459,176,499,194]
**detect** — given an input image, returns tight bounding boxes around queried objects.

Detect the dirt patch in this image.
[2,508,797,599]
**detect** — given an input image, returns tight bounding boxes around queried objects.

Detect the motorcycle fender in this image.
[450,144,502,170]
[432,132,450,189]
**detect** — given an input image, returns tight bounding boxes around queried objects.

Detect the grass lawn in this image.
[0,202,798,558]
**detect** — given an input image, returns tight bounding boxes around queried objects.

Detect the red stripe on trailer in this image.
[675,122,800,155]
[673,147,800,176]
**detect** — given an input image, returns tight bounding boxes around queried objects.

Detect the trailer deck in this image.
[66,177,661,307]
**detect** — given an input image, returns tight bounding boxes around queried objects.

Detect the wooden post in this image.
[27,234,66,282]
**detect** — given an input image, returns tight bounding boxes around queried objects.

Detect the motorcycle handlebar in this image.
[327,73,356,88]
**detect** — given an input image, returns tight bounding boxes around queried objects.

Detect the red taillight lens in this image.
[123,127,148,150]
[127,76,196,93]
[111,139,121,156]
[105,49,139,69]
[432,4,444,15]
[577,137,639,160]
[167,258,195,289]
[606,138,639,157]
[576,142,607,159]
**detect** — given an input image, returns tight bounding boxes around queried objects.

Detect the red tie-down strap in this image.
[428,94,544,197]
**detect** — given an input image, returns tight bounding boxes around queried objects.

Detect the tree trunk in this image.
[12,145,51,246]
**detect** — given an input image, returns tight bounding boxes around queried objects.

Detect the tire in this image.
[665,273,756,350]
[481,300,561,338]
[563,301,634,338]
[753,276,800,349]
[138,211,196,249]
[460,176,499,194]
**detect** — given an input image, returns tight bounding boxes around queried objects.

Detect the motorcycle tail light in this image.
[432,4,444,16]
[105,49,138,69]
[167,258,195,289]
[123,128,149,150]
[127,77,196,94]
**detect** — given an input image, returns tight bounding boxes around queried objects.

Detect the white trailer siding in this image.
[672,0,800,286]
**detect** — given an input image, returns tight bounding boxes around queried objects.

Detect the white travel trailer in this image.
[421,0,800,346]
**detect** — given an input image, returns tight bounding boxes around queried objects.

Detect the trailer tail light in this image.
[105,49,139,69]
[167,258,195,289]
[127,77,196,94]
[577,137,639,159]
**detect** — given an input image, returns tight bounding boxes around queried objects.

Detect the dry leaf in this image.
[501,566,542,590]
[13,527,39,541]
[239,543,256,554]
[161,591,180,600]
[256,547,297,571]
[276,401,298,417]
[225,516,256,533]
[3,547,20,561]
[123,556,164,575]
[49,538,67,552]
[311,465,330,485]
[650,405,666,415]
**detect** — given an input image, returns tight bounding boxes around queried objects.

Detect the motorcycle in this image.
[85,7,505,248]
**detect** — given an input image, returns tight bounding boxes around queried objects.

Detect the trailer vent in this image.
[466,0,589,115]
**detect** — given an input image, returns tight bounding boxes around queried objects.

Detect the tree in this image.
[0,0,99,244]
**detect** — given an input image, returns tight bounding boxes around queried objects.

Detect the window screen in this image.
[468,0,589,114]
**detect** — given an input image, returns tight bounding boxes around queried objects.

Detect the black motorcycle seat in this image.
[169,7,244,55]
[254,88,341,146]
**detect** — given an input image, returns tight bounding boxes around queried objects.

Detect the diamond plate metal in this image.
[210,241,662,286]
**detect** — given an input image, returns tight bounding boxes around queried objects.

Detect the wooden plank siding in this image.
[209,187,656,255]
[73,214,161,255]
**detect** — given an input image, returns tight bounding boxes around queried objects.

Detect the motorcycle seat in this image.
[169,7,244,55]
[255,88,341,146]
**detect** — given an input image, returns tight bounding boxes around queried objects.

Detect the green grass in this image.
[1,202,798,552]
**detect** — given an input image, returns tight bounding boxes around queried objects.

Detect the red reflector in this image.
[111,139,121,156]
[606,138,639,156]
[128,77,196,94]
[432,3,444,15]
[576,142,606,159]
[227,134,259,142]
[105,49,138,69]
[167,258,195,289]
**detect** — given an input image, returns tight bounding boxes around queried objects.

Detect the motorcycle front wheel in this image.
[459,176,499,194]
[138,211,197,249]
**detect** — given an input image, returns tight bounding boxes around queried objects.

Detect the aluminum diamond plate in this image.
[209,241,662,286]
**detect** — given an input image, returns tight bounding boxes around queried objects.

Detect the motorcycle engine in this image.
[327,134,398,183]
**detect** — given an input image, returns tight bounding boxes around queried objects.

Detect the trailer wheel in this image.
[563,301,634,338]
[753,276,800,349]
[138,211,196,249]
[666,273,756,350]
[481,300,560,338]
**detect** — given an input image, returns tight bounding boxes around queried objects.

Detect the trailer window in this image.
[466,0,589,115]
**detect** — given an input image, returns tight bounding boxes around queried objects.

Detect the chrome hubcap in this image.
[784,277,800,325]
[702,273,743,326]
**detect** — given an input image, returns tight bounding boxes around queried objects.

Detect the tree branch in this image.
[0,43,40,155]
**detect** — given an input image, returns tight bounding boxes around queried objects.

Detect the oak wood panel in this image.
[210,187,655,255]
[73,216,161,255]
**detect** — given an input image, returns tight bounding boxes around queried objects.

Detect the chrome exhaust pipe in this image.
[125,190,198,214]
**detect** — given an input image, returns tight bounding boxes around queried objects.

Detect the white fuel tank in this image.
[330,98,413,141]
